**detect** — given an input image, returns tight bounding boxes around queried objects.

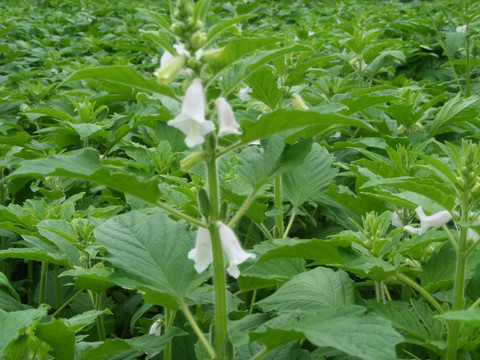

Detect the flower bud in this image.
[180,150,205,171]
[191,31,207,49]
[291,93,309,111]
[202,47,225,63]
[216,97,241,137]
[154,55,187,85]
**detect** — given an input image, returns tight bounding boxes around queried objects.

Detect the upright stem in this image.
[39,262,48,304]
[95,292,106,341]
[445,209,469,360]
[54,265,61,308]
[163,308,176,360]
[207,151,227,359]
[465,35,471,97]
[274,176,283,238]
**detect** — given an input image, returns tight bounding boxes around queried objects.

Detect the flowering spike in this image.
[216,97,241,137]
[217,222,255,278]
[167,79,215,148]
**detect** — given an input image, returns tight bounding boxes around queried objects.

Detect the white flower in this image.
[216,97,241,137]
[415,207,452,234]
[187,222,256,278]
[188,227,213,273]
[160,51,173,68]
[308,31,314,37]
[167,79,215,148]
[391,211,403,227]
[456,25,467,33]
[238,87,252,101]
[149,319,162,336]
[218,222,256,278]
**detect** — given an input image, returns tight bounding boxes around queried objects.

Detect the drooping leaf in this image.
[257,267,355,313]
[35,319,75,360]
[94,210,209,309]
[282,143,338,207]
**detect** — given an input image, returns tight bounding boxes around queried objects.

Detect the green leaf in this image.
[126,328,187,353]
[65,309,113,333]
[444,32,466,58]
[206,14,256,45]
[94,210,209,309]
[0,306,48,359]
[63,66,177,99]
[207,37,281,72]
[0,247,70,267]
[221,45,312,96]
[60,268,116,293]
[0,271,20,301]
[430,94,480,135]
[251,306,402,360]
[239,109,373,144]
[76,339,131,360]
[437,308,480,325]
[35,319,75,360]
[245,65,282,109]
[257,267,354,313]
[137,8,173,34]
[6,148,162,204]
[0,291,28,312]
[282,143,337,207]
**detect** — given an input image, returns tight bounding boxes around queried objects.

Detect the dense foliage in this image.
[1,0,480,359]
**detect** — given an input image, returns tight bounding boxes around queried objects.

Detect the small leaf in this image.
[437,308,480,325]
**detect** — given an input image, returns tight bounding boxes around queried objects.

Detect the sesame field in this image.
[1,0,480,359]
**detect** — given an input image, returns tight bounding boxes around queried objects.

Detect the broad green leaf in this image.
[63,66,177,99]
[206,14,256,45]
[94,210,209,309]
[76,339,131,360]
[137,8,173,34]
[245,65,282,109]
[126,328,187,353]
[0,248,70,267]
[430,94,480,135]
[437,309,480,325]
[142,30,176,55]
[444,32,466,58]
[207,37,281,72]
[238,258,305,291]
[60,268,116,293]
[0,306,48,359]
[341,94,398,116]
[239,109,373,144]
[0,271,20,300]
[65,309,113,333]
[338,246,397,281]
[221,45,312,96]
[256,237,349,264]
[251,306,402,360]
[35,319,75,360]
[0,291,28,312]
[282,143,337,207]
[361,176,456,211]
[6,148,162,204]
[257,267,354,312]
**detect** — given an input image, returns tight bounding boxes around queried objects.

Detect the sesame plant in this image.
[1,0,480,359]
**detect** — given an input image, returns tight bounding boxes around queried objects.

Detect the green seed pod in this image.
[219,201,229,222]
[197,188,210,220]
[180,150,205,172]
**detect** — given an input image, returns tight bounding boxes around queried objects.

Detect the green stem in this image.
[39,262,48,304]
[215,141,244,159]
[395,272,444,314]
[95,292,106,341]
[283,207,297,238]
[54,265,61,309]
[179,299,216,359]
[52,289,83,317]
[155,200,206,228]
[163,308,176,360]
[469,296,480,310]
[228,186,260,228]
[249,289,257,315]
[443,224,459,253]
[251,346,270,360]
[28,262,34,304]
[206,152,228,359]
[256,222,274,241]
[274,176,283,239]
[465,34,471,97]
[445,213,469,360]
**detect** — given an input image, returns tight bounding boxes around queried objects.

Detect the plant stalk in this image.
[274,176,283,238]
[206,153,227,359]
[95,291,106,341]
[395,272,444,314]
[39,262,48,304]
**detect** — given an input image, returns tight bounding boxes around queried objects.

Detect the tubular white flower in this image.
[149,319,162,336]
[238,87,252,101]
[188,227,213,273]
[217,222,256,278]
[216,97,241,137]
[456,25,467,33]
[187,223,255,278]
[391,211,403,227]
[415,206,452,234]
[404,225,422,235]
[167,79,215,148]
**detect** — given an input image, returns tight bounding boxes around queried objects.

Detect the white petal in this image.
[456,25,467,33]
[181,78,206,123]
[160,51,173,68]
[217,222,255,278]
[415,207,452,234]
[188,227,213,273]
[391,211,403,227]
[238,87,252,101]
[174,43,190,56]
[216,97,241,137]
[149,319,162,336]
[404,225,421,235]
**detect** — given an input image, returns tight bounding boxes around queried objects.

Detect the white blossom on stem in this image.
[167,79,215,148]
[216,97,241,137]
[456,25,467,33]
[238,86,252,101]
[218,222,256,278]
[187,222,255,278]
[149,319,162,336]
[415,207,452,234]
